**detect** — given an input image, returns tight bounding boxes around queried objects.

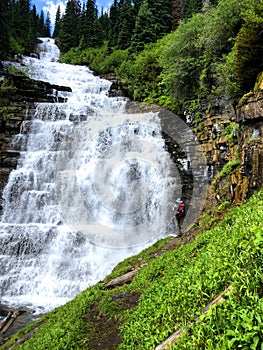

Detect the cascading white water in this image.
[0,38,176,314]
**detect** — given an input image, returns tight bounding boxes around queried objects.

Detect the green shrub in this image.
[233,2,263,93]
[117,38,167,103]
[102,49,129,73]
[9,36,24,55]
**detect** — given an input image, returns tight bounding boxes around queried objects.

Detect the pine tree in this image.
[117,0,135,49]
[0,0,55,58]
[9,0,29,44]
[8,0,37,54]
[91,18,104,47]
[79,0,97,49]
[0,0,10,59]
[44,12,51,37]
[133,0,143,16]
[99,9,110,41]
[130,0,156,53]
[31,5,40,36]
[57,0,81,53]
[27,5,39,51]
[38,10,46,36]
[53,6,61,39]
[108,0,120,48]
[148,0,172,38]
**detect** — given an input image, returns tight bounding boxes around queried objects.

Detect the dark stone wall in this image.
[190,93,263,206]
[125,95,263,207]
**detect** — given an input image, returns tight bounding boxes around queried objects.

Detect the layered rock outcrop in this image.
[191,90,263,206]
[0,71,71,212]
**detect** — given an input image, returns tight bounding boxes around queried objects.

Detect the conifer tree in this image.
[45,12,51,37]
[26,5,39,53]
[9,0,29,45]
[0,0,10,59]
[38,10,46,36]
[108,0,120,48]
[57,0,81,53]
[8,0,37,54]
[31,5,40,36]
[133,0,143,16]
[117,0,135,49]
[130,0,156,52]
[53,6,61,39]
[16,0,31,35]
[91,17,104,47]
[0,0,53,58]
[79,0,97,49]
[148,0,172,38]
[99,9,110,41]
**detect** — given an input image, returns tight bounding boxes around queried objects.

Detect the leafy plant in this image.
[214,158,240,181]
[118,190,263,349]
[7,65,28,76]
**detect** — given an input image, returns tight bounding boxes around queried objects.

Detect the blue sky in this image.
[33,0,112,26]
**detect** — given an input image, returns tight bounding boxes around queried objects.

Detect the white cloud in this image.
[42,0,66,26]
[96,0,111,11]
[41,0,113,28]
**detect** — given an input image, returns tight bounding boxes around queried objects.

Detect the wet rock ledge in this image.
[0,303,38,346]
[0,66,71,213]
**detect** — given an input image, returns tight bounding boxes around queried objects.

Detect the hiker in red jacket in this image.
[175,198,185,236]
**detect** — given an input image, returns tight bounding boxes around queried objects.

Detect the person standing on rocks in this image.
[175,198,185,236]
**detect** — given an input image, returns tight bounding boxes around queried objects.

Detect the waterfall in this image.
[0,38,177,314]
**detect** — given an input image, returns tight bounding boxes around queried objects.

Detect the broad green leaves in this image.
[118,189,263,349]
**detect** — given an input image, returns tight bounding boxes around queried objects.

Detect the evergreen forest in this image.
[0,0,51,59]
[2,0,263,113]
[55,0,263,113]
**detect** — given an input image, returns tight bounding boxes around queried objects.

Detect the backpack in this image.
[178,203,185,217]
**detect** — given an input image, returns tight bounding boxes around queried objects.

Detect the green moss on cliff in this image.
[214,159,240,181]
[0,106,21,121]
[0,76,17,95]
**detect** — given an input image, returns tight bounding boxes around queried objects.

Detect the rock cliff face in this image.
[192,90,263,207]
[125,89,263,212]
[0,71,71,213]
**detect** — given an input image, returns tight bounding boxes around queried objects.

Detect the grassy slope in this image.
[1,188,263,349]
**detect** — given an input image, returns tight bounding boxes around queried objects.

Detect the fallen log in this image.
[105,269,139,288]
[104,264,147,288]
[155,329,183,350]
[155,285,232,350]
[5,319,47,350]
[0,312,12,332]
[0,310,25,334]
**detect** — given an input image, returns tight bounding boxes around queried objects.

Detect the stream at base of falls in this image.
[0,38,179,316]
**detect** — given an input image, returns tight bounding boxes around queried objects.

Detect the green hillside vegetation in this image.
[2,188,263,349]
[2,0,263,114]
[60,0,263,113]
